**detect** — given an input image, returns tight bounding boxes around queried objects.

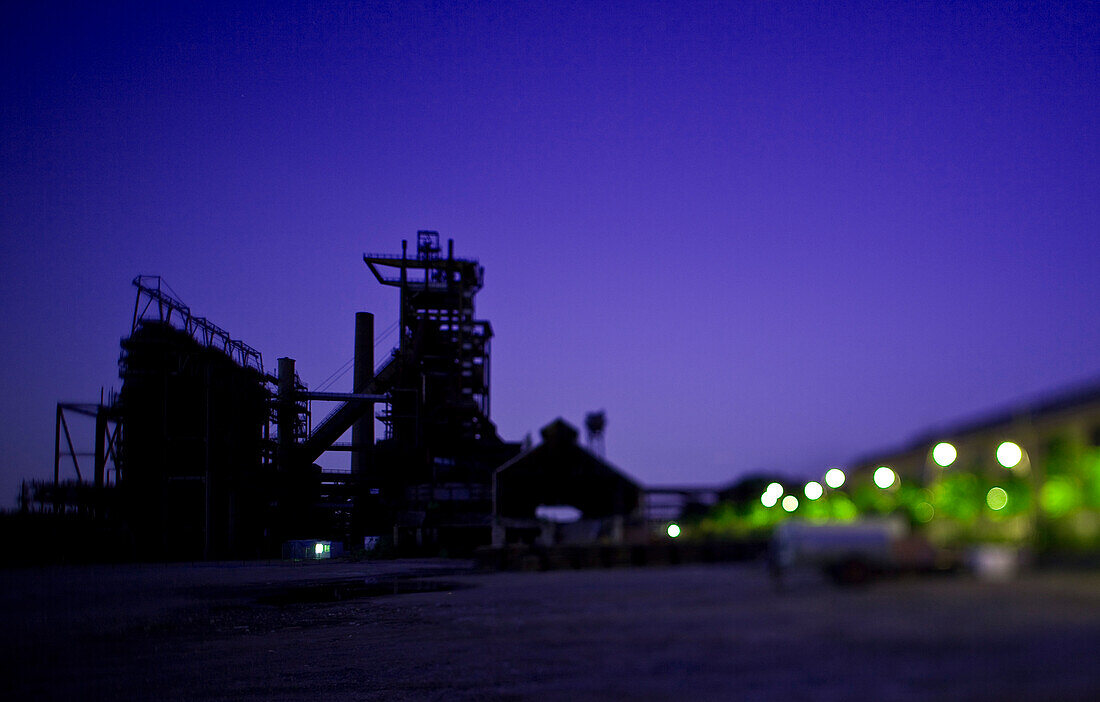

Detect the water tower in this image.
[584,410,606,458]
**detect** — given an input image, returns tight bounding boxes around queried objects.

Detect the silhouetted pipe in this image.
[302,391,386,402]
[399,240,407,354]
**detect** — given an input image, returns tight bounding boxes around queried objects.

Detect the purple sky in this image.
[2,1,1098,505]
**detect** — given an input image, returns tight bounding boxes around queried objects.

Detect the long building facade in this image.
[844,381,1100,551]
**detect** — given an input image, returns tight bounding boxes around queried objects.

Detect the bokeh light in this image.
[914,501,935,522]
[1040,478,1079,517]
[804,481,823,500]
[782,495,799,512]
[873,466,897,489]
[667,523,681,538]
[996,441,1023,468]
[986,486,1008,510]
[824,468,846,489]
[761,491,779,508]
[932,442,957,467]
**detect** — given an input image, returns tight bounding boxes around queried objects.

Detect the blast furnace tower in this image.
[362,232,519,552]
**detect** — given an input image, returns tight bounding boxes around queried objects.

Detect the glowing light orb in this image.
[667,523,681,538]
[986,487,1008,511]
[932,442,957,467]
[914,501,935,523]
[314,542,325,556]
[804,481,823,500]
[765,482,783,498]
[824,468,846,489]
[996,442,1023,468]
[781,495,799,512]
[1040,478,1079,517]
[873,466,897,489]
[761,491,779,508]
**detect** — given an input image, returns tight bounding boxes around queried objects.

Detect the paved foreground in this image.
[2,559,1099,701]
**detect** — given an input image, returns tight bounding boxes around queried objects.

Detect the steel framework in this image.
[360,232,520,552]
[131,275,264,374]
[54,400,122,487]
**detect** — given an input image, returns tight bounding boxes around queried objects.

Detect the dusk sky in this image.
[2,1,1098,505]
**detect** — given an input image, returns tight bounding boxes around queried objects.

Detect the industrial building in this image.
[23,276,286,559]
[19,233,540,559]
[117,285,273,559]
[709,379,1100,553]
[842,380,1100,550]
[492,418,644,547]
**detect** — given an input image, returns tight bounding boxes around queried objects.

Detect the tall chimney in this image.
[352,312,374,476]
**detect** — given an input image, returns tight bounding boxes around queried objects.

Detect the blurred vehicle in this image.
[769,517,958,586]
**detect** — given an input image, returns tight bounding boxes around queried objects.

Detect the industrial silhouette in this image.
[15,233,643,559]
[13,231,1100,564]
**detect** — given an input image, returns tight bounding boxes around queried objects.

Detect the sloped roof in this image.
[850,376,1100,468]
[495,419,642,518]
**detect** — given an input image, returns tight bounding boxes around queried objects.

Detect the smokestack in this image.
[277,357,297,471]
[352,312,374,476]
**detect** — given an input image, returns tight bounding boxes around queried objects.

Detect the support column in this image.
[94,407,107,487]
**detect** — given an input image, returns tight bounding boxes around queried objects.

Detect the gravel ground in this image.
[2,559,1099,701]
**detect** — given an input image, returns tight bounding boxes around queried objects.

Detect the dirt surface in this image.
[2,559,1099,701]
